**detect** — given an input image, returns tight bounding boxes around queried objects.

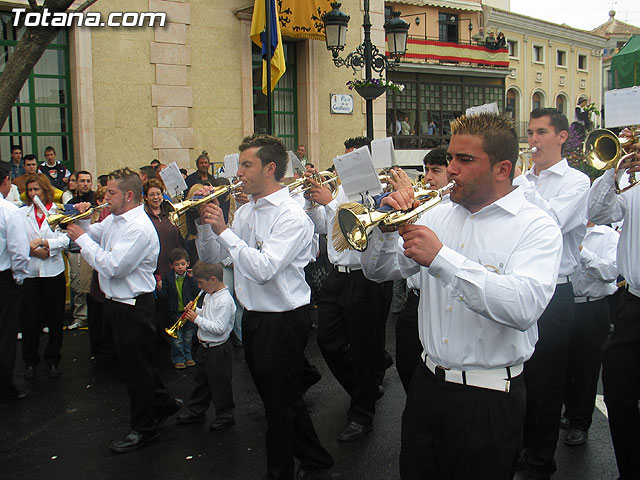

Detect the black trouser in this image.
[400,361,526,480]
[396,289,422,394]
[104,294,174,434]
[564,297,610,431]
[522,283,573,478]
[21,273,66,368]
[87,295,110,356]
[0,270,22,402]
[317,268,392,425]
[243,306,332,480]
[602,289,640,479]
[183,340,234,422]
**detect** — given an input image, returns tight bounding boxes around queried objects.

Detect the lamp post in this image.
[322,2,409,140]
[459,18,474,44]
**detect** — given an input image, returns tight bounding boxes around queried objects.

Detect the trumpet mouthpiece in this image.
[530,147,538,153]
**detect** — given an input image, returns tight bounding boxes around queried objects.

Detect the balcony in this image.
[394,36,509,69]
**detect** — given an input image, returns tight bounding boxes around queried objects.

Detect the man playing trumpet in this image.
[195,135,332,480]
[360,113,562,480]
[588,130,640,479]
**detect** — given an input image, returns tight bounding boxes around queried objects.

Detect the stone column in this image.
[149,0,193,168]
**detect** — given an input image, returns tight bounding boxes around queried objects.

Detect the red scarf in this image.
[34,203,53,228]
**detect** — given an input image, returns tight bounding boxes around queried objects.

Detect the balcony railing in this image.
[392,36,509,69]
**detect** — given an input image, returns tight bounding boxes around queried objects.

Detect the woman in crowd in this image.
[144,179,185,342]
[19,173,69,379]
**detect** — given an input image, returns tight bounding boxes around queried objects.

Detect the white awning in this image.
[392,0,483,12]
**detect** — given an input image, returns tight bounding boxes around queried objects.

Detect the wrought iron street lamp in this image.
[322,1,409,140]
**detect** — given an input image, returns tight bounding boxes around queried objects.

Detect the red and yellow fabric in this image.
[400,38,509,67]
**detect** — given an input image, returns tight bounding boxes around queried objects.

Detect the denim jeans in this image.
[170,320,197,364]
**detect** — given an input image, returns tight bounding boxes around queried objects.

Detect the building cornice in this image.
[486,7,607,49]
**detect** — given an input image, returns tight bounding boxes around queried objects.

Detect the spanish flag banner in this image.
[251,0,286,95]
[279,0,333,40]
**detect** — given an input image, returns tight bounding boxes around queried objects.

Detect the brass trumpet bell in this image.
[584,129,623,171]
[334,182,454,252]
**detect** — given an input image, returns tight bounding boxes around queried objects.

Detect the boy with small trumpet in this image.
[176,261,236,431]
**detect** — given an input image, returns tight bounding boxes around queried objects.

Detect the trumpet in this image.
[165,290,203,339]
[334,181,455,252]
[165,183,243,237]
[288,171,340,208]
[46,203,109,230]
[584,128,640,193]
[516,147,537,174]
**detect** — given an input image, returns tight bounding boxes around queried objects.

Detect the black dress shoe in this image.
[297,466,331,480]
[176,413,206,425]
[209,417,235,431]
[565,428,587,446]
[109,430,159,454]
[559,415,570,429]
[337,421,374,442]
[22,366,35,379]
[46,365,61,378]
[155,398,183,428]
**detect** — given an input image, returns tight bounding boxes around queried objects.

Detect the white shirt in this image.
[6,184,22,206]
[513,159,590,276]
[0,194,29,284]
[588,168,640,288]
[306,185,362,269]
[194,286,236,344]
[570,225,619,298]
[361,186,562,370]
[75,204,159,305]
[196,187,313,312]
[20,204,69,278]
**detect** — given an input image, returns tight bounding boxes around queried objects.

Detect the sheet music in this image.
[371,137,396,169]
[465,102,499,116]
[159,162,188,200]
[286,151,306,177]
[333,146,382,201]
[604,87,640,128]
[221,153,239,179]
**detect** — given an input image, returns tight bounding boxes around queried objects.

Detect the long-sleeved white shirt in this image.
[513,158,590,276]
[588,168,640,288]
[306,185,363,268]
[196,187,313,312]
[361,186,562,370]
[0,194,29,284]
[20,204,69,278]
[75,204,159,305]
[570,224,619,298]
[194,286,236,344]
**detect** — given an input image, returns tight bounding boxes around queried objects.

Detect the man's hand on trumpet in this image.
[200,202,227,236]
[388,167,413,191]
[306,176,333,206]
[66,222,85,242]
[73,202,92,214]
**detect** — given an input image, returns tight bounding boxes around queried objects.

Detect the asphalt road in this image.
[0,316,619,480]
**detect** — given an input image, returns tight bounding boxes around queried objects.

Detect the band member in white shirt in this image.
[67,168,181,454]
[513,108,590,479]
[19,174,69,379]
[395,145,450,393]
[0,162,30,404]
[305,137,393,442]
[587,137,640,479]
[563,221,619,446]
[360,113,562,479]
[196,135,332,480]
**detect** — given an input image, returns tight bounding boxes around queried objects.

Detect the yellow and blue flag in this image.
[250,0,286,95]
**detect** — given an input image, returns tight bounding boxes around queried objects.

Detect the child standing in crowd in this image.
[157,248,199,369]
[177,261,236,430]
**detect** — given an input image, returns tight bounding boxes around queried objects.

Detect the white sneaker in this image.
[17,332,22,340]
[42,327,49,334]
[67,322,81,330]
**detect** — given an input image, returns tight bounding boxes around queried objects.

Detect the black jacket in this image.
[158,272,200,321]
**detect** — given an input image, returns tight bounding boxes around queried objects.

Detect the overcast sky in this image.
[509,0,640,31]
